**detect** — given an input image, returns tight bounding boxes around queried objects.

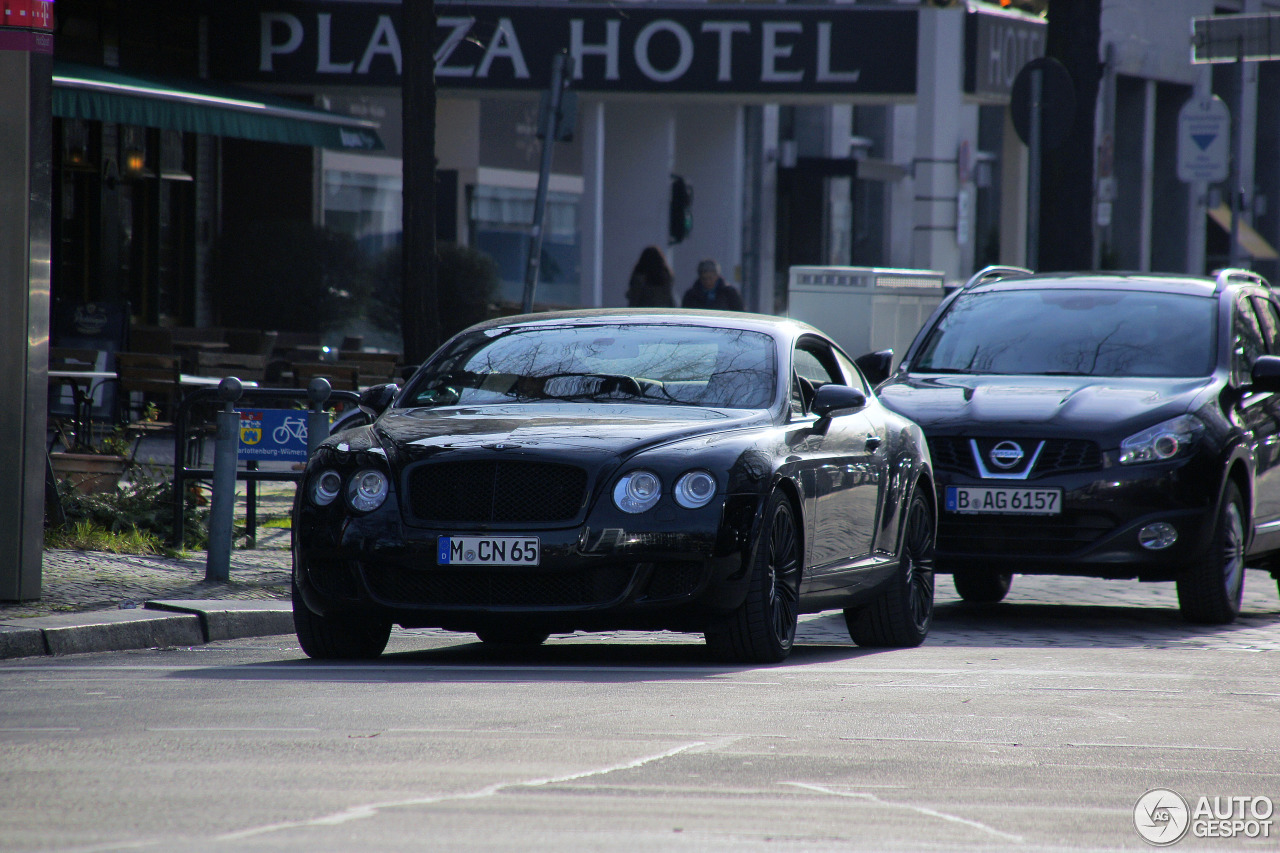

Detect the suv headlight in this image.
[613,469,662,513]
[346,468,389,512]
[1120,415,1205,465]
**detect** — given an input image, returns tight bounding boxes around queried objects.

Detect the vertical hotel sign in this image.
[0,1,55,53]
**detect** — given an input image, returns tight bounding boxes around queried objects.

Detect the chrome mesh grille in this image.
[407,459,588,523]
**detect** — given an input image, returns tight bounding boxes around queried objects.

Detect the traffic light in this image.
[669,174,692,244]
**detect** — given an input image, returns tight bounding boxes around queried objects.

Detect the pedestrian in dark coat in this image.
[625,245,676,307]
[681,259,744,311]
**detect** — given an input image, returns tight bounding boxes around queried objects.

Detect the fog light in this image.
[1138,522,1177,550]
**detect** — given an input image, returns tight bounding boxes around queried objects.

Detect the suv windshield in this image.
[912,288,1217,377]
[403,323,777,409]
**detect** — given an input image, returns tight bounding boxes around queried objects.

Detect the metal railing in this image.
[171,380,360,550]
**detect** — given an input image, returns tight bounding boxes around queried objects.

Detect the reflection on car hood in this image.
[877,374,1211,439]
[375,403,769,461]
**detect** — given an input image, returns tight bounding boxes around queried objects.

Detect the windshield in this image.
[402,323,778,409]
[912,288,1217,377]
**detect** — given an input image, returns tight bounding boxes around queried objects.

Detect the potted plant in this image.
[48,403,156,495]
[48,428,130,495]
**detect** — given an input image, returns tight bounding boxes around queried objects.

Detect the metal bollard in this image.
[205,377,244,583]
[306,377,332,457]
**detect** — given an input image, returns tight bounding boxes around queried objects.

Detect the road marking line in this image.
[783,781,1024,842]
[216,741,706,841]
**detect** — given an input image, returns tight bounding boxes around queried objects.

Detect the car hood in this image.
[877,374,1212,441]
[372,403,770,464]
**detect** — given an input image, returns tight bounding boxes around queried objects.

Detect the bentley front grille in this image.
[407,459,588,524]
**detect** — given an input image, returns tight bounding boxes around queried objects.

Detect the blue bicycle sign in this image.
[238,409,309,460]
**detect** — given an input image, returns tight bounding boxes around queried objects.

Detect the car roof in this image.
[463,307,827,343]
[961,267,1271,298]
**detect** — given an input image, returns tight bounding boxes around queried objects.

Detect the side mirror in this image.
[855,349,893,386]
[1251,355,1280,393]
[811,384,866,417]
[358,382,399,416]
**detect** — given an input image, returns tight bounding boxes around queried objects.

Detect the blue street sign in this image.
[237,409,309,460]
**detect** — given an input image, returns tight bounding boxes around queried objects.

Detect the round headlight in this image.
[674,470,717,509]
[613,469,662,513]
[346,468,389,512]
[310,470,342,506]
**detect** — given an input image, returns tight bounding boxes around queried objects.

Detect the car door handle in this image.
[864,435,883,451]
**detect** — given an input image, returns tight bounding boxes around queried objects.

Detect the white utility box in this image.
[786,266,947,370]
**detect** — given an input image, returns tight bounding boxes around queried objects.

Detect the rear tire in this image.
[705,490,801,664]
[953,570,1012,603]
[1177,482,1245,625]
[847,489,935,647]
[292,580,391,660]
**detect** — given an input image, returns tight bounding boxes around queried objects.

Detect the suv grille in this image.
[407,459,588,523]
[927,436,1102,477]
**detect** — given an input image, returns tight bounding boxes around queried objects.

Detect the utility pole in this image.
[401,0,440,364]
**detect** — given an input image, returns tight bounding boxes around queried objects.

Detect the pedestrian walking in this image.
[625,245,676,307]
[681,259,744,311]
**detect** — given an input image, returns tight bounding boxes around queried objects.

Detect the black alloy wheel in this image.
[292,579,392,660]
[952,569,1013,603]
[847,488,936,647]
[1177,481,1246,624]
[705,490,801,664]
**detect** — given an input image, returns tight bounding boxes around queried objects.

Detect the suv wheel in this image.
[1177,482,1246,624]
[953,570,1012,603]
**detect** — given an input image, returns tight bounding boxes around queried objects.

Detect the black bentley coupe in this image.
[292,309,935,662]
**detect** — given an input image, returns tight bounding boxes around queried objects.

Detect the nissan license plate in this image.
[945,486,1061,515]
[437,536,540,566]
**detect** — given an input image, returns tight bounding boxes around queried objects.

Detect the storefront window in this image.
[469,185,580,307]
[323,166,403,257]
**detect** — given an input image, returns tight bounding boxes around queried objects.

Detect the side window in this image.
[1252,295,1280,355]
[833,349,870,394]
[792,342,842,415]
[1233,294,1267,385]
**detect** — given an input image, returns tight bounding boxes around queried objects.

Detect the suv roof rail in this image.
[961,265,1034,291]
[1212,267,1270,293]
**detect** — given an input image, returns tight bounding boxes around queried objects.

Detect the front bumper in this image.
[293,494,760,633]
[932,460,1220,581]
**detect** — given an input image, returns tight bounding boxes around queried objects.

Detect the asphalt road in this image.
[2,572,1279,852]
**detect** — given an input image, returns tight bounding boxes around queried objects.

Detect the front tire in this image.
[847,489,935,647]
[292,580,392,660]
[1177,482,1245,624]
[953,570,1013,603]
[705,490,801,664]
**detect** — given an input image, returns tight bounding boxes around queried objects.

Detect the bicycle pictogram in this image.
[272,415,308,445]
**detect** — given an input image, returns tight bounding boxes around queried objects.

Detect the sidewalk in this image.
[0,478,297,660]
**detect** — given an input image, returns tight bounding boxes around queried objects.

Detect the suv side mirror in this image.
[1251,355,1280,393]
[358,382,399,416]
[855,349,893,386]
[811,384,866,417]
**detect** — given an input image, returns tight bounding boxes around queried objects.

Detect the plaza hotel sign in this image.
[209,2,921,95]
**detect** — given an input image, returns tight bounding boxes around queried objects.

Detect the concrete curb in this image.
[146,600,293,642]
[0,601,293,660]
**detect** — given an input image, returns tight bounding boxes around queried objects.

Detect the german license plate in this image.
[437,536,540,566]
[945,486,1061,515]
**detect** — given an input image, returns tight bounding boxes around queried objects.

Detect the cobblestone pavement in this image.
[11,469,1280,651]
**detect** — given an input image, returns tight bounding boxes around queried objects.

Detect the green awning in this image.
[52,61,383,151]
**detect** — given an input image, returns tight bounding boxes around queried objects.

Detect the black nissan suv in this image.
[869,266,1280,624]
